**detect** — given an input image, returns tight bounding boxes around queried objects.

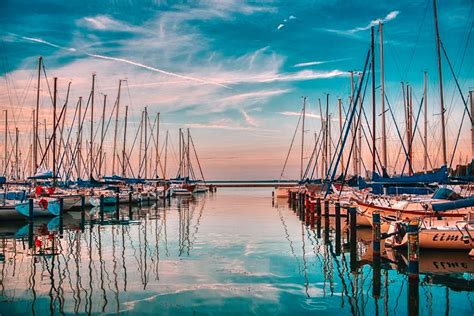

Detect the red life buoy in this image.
[35,186,43,196]
[39,198,48,209]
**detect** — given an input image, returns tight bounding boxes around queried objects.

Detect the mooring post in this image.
[28,220,34,249]
[324,199,330,218]
[80,195,85,232]
[316,198,321,218]
[59,197,64,237]
[309,198,315,228]
[335,201,341,255]
[128,191,133,220]
[29,198,34,221]
[407,220,420,316]
[323,200,329,243]
[115,193,120,220]
[407,220,419,279]
[99,194,104,223]
[372,211,381,299]
[372,211,381,256]
[349,206,357,272]
[305,195,310,225]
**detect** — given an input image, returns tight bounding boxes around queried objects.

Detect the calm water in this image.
[0,188,472,315]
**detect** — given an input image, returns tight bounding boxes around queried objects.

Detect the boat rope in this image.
[324,48,370,198]
[278,104,303,181]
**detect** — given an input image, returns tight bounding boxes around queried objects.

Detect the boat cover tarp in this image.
[372,165,448,184]
[432,195,474,212]
[76,177,103,188]
[432,188,462,200]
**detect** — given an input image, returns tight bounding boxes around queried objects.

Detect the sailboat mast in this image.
[112,80,122,175]
[15,128,19,179]
[99,94,107,177]
[90,73,95,179]
[179,128,182,178]
[187,128,190,179]
[34,56,42,176]
[52,77,57,186]
[408,85,413,175]
[300,97,306,180]
[122,105,128,177]
[424,72,429,172]
[470,90,474,161]
[379,22,387,171]
[325,94,329,177]
[77,96,82,179]
[164,131,168,180]
[350,72,357,176]
[371,26,376,174]
[144,106,148,179]
[338,98,344,174]
[3,110,7,176]
[433,0,447,166]
[155,113,160,178]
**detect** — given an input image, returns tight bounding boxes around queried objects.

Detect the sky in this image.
[0,0,473,180]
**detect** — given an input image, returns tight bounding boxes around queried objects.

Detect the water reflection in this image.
[0,189,471,315]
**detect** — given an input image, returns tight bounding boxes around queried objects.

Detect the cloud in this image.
[293,58,351,68]
[289,15,296,20]
[277,24,285,30]
[78,15,139,32]
[241,110,257,127]
[18,34,229,88]
[279,111,342,121]
[325,10,400,35]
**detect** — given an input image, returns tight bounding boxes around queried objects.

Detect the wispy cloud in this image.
[277,24,285,30]
[18,34,230,88]
[279,111,342,121]
[241,110,257,127]
[78,15,140,32]
[293,58,351,68]
[325,10,400,35]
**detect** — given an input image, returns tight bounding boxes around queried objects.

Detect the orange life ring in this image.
[39,198,48,210]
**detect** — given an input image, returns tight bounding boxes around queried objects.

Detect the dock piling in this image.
[28,198,34,221]
[59,197,64,237]
[349,206,357,272]
[100,194,104,223]
[115,193,120,220]
[407,220,419,279]
[335,201,341,255]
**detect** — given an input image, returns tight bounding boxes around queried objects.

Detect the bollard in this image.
[305,198,310,225]
[316,198,321,218]
[28,220,34,249]
[324,200,330,243]
[324,200,330,217]
[29,198,34,221]
[407,220,419,279]
[372,211,381,256]
[115,193,120,220]
[80,195,85,232]
[128,191,133,220]
[100,195,104,223]
[349,206,357,272]
[59,198,64,237]
[335,201,341,255]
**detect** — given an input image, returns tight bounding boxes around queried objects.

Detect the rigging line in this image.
[41,62,55,108]
[303,129,319,179]
[325,49,370,198]
[326,62,371,181]
[440,40,472,122]
[190,133,206,183]
[384,92,414,174]
[37,82,71,170]
[279,105,303,181]
[303,129,321,179]
[403,0,430,80]
[401,95,424,175]
[449,106,467,170]
[447,20,473,112]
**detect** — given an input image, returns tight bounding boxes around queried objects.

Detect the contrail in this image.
[20,35,229,88]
